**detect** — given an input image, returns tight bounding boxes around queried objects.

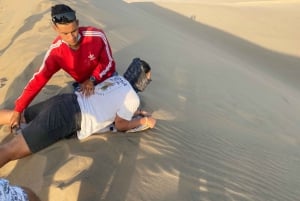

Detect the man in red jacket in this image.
[10,4,116,129]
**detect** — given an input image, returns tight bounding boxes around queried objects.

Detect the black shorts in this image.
[22,94,81,153]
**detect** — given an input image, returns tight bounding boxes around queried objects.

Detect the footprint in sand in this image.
[0,77,7,88]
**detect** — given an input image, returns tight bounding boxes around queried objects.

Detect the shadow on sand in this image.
[1,1,300,201]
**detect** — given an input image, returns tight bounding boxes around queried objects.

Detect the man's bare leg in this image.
[0,133,31,168]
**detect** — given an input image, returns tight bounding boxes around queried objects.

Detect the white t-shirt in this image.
[76,76,140,139]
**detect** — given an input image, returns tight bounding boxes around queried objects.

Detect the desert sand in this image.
[1,0,300,200]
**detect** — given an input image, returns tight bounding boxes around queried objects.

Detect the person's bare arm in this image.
[114,114,156,132]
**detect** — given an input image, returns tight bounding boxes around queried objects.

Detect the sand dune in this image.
[1,0,300,200]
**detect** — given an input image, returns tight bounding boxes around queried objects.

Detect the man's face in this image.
[54,20,79,47]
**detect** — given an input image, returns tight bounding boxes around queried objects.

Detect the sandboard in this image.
[126,123,150,133]
[101,115,150,133]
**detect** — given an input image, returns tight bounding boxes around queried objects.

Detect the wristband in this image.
[89,76,96,85]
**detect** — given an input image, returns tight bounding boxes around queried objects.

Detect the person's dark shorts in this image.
[22,94,81,153]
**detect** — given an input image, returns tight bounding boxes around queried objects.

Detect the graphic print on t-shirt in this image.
[95,76,129,96]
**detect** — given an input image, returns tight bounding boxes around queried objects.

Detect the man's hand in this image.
[143,116,156,128]
[79,79,95,96]
[134,109,150,117]
[10,111,21,132]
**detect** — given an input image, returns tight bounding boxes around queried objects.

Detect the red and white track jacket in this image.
[15,26,116,112]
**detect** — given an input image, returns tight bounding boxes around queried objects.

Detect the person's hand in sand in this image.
[132,109,156,129]
[0,58,155,168]
[9,111,21,132]
[142,116,156,129]
[13,3,116,118]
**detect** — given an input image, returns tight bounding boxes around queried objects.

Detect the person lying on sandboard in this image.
[0,58,156,168]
